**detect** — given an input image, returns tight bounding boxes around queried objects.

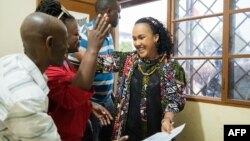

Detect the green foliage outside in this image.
[119,41,133,52]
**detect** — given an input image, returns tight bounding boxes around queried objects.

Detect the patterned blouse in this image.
[97,51,186,140]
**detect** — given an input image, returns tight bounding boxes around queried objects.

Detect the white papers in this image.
[143,123,186,141]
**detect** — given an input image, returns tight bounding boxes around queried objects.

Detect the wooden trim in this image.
[36,0,96,20]
[167,0,173,31]
[170,0,175,36]
[173,13,223,23]
[72,0,96,5]
[229,54,250,58]
[222,0,230,102]
[173,56,222,60]
[36,0,40,6]
[186,95,222,103]
[229,7,250,14]
[36,0,96,5]
[118,0,158,8]
[169,0,175,57]
[60,0,96,20]
[187,97,250,108]
[226,99,250,107]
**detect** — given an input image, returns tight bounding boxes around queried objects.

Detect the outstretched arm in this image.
[74,50,132,74]
[72,14,111,90]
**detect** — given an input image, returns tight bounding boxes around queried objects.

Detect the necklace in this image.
[138,55,165,122]
[138,63,159,76]
[137,55,165,76]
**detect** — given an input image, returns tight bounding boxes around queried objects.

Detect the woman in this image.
[94,17,186,140]
[35,1,114,141]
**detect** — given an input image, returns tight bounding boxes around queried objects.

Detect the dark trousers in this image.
[82,98,115,141]
[81,120,93,141]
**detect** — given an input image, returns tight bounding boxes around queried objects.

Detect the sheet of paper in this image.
[143,123,186,141]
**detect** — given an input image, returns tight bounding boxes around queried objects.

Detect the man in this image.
[70,0,121,140]
[35,1,113,141]
[0,12,67,141]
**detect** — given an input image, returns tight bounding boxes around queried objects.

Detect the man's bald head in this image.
[20,12,69,72]
[20,12,66,50]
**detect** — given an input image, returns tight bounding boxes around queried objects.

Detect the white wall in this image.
[1,1,250,141]
[0,0,36,57]
[175,101,250,141]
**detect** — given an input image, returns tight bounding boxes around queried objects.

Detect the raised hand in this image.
[86,13,111,53]
[73,13,111,90]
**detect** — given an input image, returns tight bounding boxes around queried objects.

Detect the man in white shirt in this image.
[0,12,68,141]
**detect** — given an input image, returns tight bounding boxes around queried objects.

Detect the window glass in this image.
[230,12,250,54]
[231,0,250,10]
[180,59,222,98]
[174,0,250,104]
[119,0,167,52]
[175,16,223,57]
[229,58,250,100]
[175,0,223,19]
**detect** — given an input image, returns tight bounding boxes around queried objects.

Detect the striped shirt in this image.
[0,54,61,141]
[70,19,114,101]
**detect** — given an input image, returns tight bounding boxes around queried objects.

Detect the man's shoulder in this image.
[0,53,48,100]
[0,54,22,77]
[0,71,46,112]
[0,53,20,63]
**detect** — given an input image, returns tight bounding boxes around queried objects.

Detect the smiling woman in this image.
[89,16,186,140]
[118,0,167,52]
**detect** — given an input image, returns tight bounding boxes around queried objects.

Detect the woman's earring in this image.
[155,42,160,48]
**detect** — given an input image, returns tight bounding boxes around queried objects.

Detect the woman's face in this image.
[132,23,159,60]
[66,20,81,53]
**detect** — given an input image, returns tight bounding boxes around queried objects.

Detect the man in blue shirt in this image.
[70,0,121,141]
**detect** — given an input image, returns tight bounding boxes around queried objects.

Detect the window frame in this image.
[168,0,250,108]
[118,0,159,8]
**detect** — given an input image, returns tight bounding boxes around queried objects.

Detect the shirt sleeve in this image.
[4,98,61,141]
[96,51,131,73]
[80,27,88,49]
[165,60,186,113]
[45,66,94,110]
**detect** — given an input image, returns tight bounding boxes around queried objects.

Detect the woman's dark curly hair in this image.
[35,0,75,24]
[135,17,173,59]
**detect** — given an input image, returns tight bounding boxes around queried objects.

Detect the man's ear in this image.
[46,35,53,49]
[106,8,112,15]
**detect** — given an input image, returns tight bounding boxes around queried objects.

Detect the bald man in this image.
[0,12,67,141]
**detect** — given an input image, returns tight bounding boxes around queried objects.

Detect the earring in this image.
[155,42,160,48]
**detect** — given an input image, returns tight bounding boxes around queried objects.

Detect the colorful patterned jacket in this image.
[97,51,186,139]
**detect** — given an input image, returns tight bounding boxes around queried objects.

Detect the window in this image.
[171,0,250,107]
[118,0,167,52]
